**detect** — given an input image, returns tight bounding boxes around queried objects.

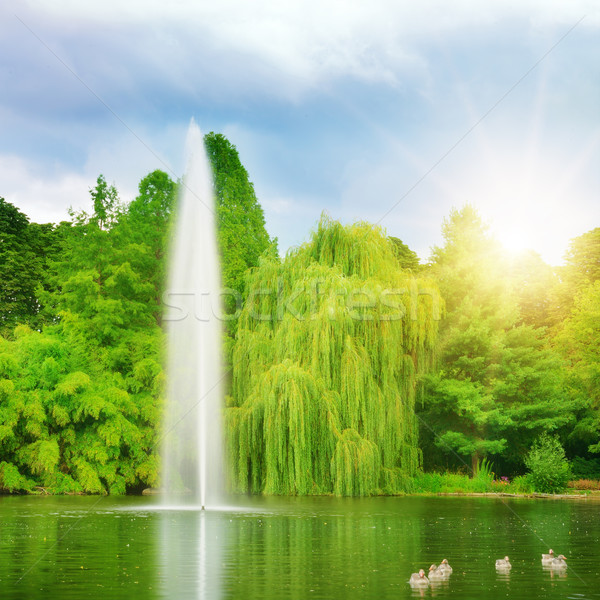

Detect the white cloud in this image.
[0,120,189,224]
[14,0,597,103]
[0,155,88,223]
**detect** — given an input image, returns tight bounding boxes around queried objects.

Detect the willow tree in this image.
[226,215,440,496]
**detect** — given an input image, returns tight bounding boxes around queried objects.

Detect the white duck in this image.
[428,564,446,581]
[409,569,430,585]
[438,558,453,575]
[495,556,511,569]
[550,555,567,570]
[541,549,554,565]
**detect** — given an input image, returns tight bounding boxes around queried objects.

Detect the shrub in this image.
[524,434,571,493]
[567,479,600,490]
[509,475,534,494]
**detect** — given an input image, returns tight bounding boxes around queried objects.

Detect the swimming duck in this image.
[409,569,430,585]
[541,549,554,564]
[438,558,453,575]
[428,565,446,581]
[495,556,511,569]
[550,555,567,569]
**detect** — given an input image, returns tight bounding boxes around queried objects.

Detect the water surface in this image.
[1,495,599,599]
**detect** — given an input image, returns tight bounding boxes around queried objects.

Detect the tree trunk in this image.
[471,450,480,477]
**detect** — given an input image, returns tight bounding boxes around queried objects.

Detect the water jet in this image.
[161,120,225,509]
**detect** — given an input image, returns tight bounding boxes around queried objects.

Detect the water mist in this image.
[161,121,224,509]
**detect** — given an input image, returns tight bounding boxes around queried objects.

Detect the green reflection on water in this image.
[1,495,599,599]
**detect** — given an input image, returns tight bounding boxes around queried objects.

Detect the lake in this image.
[1,495,599,599]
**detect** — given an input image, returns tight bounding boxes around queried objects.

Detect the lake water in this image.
[1,495,599,599]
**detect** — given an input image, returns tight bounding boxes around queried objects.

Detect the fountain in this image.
[161,120,224,509]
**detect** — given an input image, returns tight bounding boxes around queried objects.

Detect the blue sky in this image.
[1,1,598,264]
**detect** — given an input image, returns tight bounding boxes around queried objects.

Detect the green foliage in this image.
[0,461,35,492]
[570,456,600,479]
[389,237,420,272]
[507,250,556,328]
[1,143,597,496]
[549,228,600,326]
[421,205,572,473]
[0,175,165,494]
[410,469,494,494]
[557,281,600,453]
[0,133,276,495]
[524,433,571,493]
[509,475,534,494]
[0,197,62,336]
[227,215,440,496]
[119,169,177,326]
[204,133,277,322]
[477,457,493,479]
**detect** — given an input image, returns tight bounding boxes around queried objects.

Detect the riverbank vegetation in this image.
[1,133,599,496]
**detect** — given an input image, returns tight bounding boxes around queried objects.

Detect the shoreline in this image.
[1,489,596,499]
[409,491,590,499]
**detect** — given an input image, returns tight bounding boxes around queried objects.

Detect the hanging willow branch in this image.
[226,214,440,496]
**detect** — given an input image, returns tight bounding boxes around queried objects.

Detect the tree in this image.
[226,215,441,495]
[421,206,571,474]
[90,174,121,231]
[564,227,600,288]
[0,144,276,493]
[549,228,600,325]
[525,433,571,493]
[204,133,276,308]
[0,176,164,493]
[507,250,557,329]
[0,198,61,337]
[389,236,420,271]
[119,170,177,325]
[558,281,600,453]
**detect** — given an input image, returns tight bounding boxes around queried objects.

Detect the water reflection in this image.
[158,509,227,600]
[543,564,568,580]
[429,578,450,596]
[148,496,600,599]
[4,496,599,599]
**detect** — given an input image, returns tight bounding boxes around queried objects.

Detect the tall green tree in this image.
[204,133,276,308]
[421,206,571,474]
[549,228,600,325]
[0,176,164,493]
[507,250,557,329]
[389,236,421,271]
[0,198,61,337]
[558,281,600,453]
[226,216,440,496]
[119,169,177,325]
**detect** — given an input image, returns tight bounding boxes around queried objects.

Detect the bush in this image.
[509,475,534,494]
[524,434,571,493]
[567,479,600,490]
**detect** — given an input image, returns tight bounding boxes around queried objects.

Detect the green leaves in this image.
[524,433,571,493]
[204,133,276,323]
[0,198,61,337]
[227,217,440,496]
[421,206,571,473]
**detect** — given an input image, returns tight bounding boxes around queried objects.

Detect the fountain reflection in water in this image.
[159,510,226,600]
[161,120,224,509]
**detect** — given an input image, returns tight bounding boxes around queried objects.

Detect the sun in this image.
[493,223,531,255]
[447,136,592,266]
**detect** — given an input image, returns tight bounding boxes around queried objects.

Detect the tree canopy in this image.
[226,215,441,495]
[0,133,276,494]
[420,206,573,474]
[0,141,598,495]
